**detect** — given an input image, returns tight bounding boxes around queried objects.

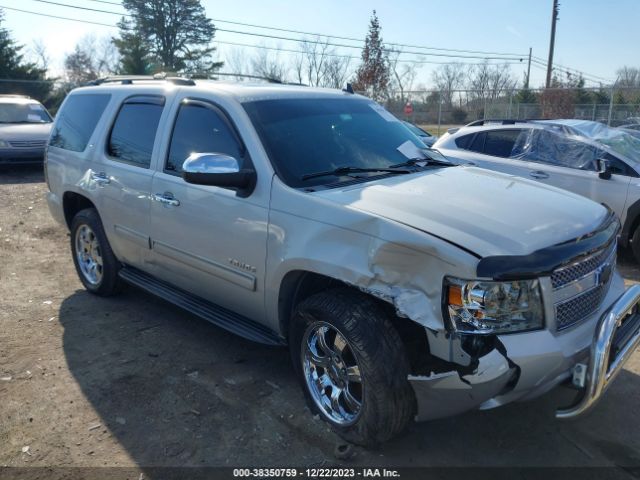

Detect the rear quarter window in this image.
[50,94,111,152]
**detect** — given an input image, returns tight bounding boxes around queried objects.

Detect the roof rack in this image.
[465,119,534,127]
[87,73,196,86]
[210,72,284,84]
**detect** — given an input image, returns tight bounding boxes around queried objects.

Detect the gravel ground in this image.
[1,166,639,477]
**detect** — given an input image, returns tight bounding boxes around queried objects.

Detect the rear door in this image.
[92,94,167,269]
[518,130,631,218]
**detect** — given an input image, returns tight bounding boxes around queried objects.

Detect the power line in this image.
[216,40,525,66]
[0,4,117,27]
[64,0,532,58]
[29,0,527,60]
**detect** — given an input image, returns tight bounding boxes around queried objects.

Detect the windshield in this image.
[243,97,433,187]
[403,121,432,137]
[0,102,52,124]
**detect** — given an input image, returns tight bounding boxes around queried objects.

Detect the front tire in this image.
[290,289,415,446]
[70,208,122,296]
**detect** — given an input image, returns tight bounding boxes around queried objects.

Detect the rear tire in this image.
[70,208,122,296]
[290,288,415,447]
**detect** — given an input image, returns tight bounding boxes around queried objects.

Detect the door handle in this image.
[91,171,110,185]
[529,170,549,179]
[153,193,180,207]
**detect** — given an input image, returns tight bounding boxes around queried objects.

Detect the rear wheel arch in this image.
[63,192,97,230]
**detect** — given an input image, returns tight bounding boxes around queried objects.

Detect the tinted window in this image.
[468,132,486,152]
[50,94,111,152]
[483,129,523,158]
[167,102,243,173]
[108,97,164,168]
[603,153,637,177]
[243,98,429,188]
[454,134,474,149]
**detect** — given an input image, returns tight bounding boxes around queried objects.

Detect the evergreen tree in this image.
[116,0,223,74]
[0,11,51,100]
[113,20,156,75]
[352,11,390,102]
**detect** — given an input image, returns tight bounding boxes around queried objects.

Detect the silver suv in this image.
[45,77,640,446]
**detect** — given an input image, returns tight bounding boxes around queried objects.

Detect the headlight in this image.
[445,277,544,334]
[0,140,9,147]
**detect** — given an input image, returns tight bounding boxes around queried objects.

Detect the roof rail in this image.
[465,119,532,127]
[0,94,31,99]
[209,72,284,84]
[87,73,195,86]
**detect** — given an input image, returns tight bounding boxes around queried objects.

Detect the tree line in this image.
[0,1,637,117]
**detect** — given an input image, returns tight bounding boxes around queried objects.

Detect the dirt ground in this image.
[1,166,639,475]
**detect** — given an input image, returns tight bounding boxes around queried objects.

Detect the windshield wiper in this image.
[301,166,411,181]
[389,157,454,169]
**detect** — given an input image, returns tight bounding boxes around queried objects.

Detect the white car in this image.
[434,120,640,261]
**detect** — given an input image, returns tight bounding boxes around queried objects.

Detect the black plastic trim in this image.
[477,209,619,280]
[621,197,640,246]
[119,266,285,346]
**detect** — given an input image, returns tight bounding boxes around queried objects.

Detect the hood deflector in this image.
[476,208,619,280]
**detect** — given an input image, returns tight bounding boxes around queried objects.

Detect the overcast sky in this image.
[2,0,638,89]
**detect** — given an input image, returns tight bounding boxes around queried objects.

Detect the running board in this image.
[118,266,285,346]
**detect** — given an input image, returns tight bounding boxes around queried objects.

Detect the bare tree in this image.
[64,35,120,85]
[386,47,419,103]
[224,47,250,80]
[467,61,516,101]
[616,66,640,88]
[292,38,352,87]
[250,46,288,82]
[432,62,466,106]
[30,39,49,72]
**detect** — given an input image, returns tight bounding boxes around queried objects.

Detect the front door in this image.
[148,97,269,321]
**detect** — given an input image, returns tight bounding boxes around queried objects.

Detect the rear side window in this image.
[454,134,474,149]
[166,102,244,173]
[50,94,111,152]
[483,129,524,158]
[108,96,164,168]
[468,132,486,153]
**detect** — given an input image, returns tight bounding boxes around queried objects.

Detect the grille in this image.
[551,242,616,289]
[555,284,607,331]
[8,140,46,148]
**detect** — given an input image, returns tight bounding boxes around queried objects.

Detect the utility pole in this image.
[525,47,532,89]
[545,0,559,88]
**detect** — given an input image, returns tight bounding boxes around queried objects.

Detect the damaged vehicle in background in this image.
[45,77,640,446]
[434,120,640,262]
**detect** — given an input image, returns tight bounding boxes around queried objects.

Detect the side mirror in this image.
[182,153,256,195]
[597,158,612,180]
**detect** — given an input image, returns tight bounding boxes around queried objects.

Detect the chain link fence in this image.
[382,87,640,135]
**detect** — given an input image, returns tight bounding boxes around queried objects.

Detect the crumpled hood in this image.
[314,166,608,257]
[0,123,52,141]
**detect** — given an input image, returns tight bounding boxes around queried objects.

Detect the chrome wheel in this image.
[74,224,103,286]
[302,321,363,426]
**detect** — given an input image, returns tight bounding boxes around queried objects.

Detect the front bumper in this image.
[556,284,640,418]
[410,276,640,421]
[0,147,45,165]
